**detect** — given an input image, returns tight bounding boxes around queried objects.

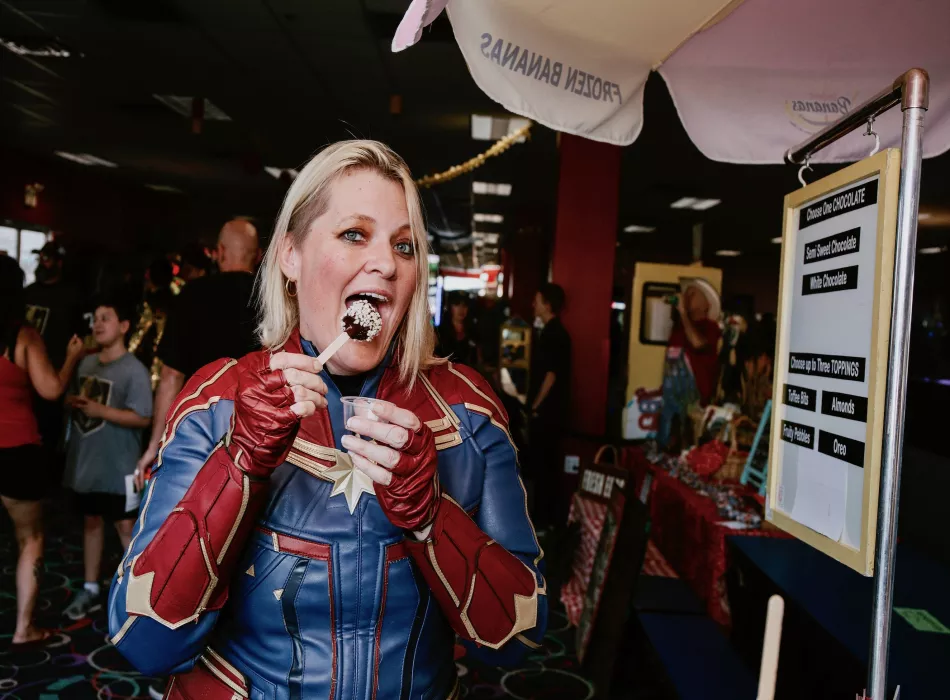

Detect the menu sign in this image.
[767,150,901,576]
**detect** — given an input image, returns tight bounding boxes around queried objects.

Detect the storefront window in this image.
[18,230,47,285]
[0,226,17,259]
[0,226,50,285]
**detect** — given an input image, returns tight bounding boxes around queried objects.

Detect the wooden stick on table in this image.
[757,595,785,700]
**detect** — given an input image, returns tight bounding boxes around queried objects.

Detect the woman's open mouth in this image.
[344,291,390,309]
[342,292,389,341]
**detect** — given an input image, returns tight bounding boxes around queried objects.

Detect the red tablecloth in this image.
[621,446,786,626]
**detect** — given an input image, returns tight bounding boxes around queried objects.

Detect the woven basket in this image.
[713,416,755,482]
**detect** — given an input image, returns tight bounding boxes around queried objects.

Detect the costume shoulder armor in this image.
[161,358,237,426]
[426,362,510,429]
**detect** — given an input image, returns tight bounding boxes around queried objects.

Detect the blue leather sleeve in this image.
[464,412,548,666]
[107,400,233,675]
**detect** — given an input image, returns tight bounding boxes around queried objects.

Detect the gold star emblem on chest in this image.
[323,450,377,514]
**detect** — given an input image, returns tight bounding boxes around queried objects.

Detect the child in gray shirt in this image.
[63,297,152,620]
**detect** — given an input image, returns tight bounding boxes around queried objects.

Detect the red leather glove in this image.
[226,353,298,478]
[375,424,441,531]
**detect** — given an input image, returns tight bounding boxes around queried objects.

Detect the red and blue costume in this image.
[108,331,546,699]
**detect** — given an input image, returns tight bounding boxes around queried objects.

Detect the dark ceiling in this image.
[2,0,948,269]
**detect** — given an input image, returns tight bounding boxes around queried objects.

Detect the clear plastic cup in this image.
[340,396,393,442]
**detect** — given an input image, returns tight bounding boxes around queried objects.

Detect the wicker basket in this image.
[713,416,755,482]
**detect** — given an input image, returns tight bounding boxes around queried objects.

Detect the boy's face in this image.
[92,306,129,347]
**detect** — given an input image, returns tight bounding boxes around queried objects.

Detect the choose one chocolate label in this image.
[781,420,815,449]
[799,179,878,229]
[821,390,868,423]
[783,384,817,412]
[817,430,865,468]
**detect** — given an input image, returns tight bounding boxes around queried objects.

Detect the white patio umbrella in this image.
[393,0,950,163]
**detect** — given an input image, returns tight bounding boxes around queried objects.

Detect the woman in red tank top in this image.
[0,255,83,646]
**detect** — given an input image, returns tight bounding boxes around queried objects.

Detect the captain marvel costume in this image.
[108,330,547,700]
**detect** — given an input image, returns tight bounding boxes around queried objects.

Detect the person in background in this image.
[177,243,211,284]
[130,259,176,390]
[136,220,261,493]
[437,291,479,366]
[0,255,83,646]
[742,316,775,422]
[62,296,152,621]
[527,282,571,531]
[24,242,85,452]
[657,279,722,448]
[670,279,722,405]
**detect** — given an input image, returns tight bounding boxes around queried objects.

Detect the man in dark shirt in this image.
[24,242,87,451]
[527,282,571,530]
[136,219,260,483]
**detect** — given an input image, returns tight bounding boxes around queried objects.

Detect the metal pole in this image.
[786,68,927,166]
[868,69,928,700]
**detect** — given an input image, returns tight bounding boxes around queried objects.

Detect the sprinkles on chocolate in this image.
[342,299,383,342]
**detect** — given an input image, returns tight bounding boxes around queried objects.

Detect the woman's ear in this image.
[278,235,301,283]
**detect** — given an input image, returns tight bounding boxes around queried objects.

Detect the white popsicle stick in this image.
[757,595,785,700]
[315,331,350,367]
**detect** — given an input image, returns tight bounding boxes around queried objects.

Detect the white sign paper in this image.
[774,174,881,549]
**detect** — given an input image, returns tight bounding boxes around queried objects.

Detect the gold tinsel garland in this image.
[415,122,532,188]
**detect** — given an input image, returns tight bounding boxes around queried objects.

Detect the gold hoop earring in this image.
[285,278,297,298]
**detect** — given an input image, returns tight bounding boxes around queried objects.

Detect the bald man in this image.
[216,218,259,272]
[136,220,262,484]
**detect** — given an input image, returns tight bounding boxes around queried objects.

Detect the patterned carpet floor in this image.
[0,499,605,699]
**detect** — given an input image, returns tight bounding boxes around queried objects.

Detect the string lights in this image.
[415,122,532,188]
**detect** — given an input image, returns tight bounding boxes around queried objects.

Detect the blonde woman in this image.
[108,141,546,700]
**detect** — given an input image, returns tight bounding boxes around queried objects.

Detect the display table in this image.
[728,536,950,699]
[621,445,786,626]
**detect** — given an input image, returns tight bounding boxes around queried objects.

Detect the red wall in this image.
[551,135,622,436]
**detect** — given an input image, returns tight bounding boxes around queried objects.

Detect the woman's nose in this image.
[364,242,397,279]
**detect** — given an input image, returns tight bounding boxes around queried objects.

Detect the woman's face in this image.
[686,287,709,322]
[280,168,417,375]
[451,301,468,323]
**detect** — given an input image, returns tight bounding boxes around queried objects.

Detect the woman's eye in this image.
[394,241,414,256]
[342,229,365,243]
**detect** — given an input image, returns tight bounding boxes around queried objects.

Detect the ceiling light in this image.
[771,236,783,244]
[473,213,503,224]
[153,95,231,121]
[1,37,77,58]
[715,249,742,257]
[471,115,531,142]
[473,181,512,196]
[624,225,656,233]
[55,151,117,167]
[918,212,932,221]
[692,198,722,211]
[670,197,698,209]
[918,246,946,255]
[471,115,493,141]
[265,167,297,180]
[146,184,183,193]
[670,197,721,211]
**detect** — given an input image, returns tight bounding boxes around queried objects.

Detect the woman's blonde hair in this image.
[256,140,438,388]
